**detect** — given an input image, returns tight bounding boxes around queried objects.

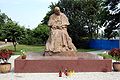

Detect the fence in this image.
[89,39,119,50]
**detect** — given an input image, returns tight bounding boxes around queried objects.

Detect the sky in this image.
[0,0,59,29]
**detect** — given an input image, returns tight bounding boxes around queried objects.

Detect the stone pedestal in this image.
[14,52,112,73]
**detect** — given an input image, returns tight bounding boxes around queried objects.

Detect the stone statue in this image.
[43,7,77,56]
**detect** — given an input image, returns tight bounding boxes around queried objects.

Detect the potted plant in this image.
[0,49,13,73]
[108,48,120,71]
[20,49,26,59]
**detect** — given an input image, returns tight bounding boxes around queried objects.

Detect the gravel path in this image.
[1,71,120,80]
[86,50,108,54]
[0,41,12,48]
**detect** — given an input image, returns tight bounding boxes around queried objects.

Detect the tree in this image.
[103,0,120,39]
[0,10,49,47]
[2,19,25,51]
[18,24,49,45]
[0,10,27,50]
[0,10,9,40]
[33,24,49,45]
[42,0,104,48]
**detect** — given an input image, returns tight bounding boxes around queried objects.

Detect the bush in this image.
[108,48,120,60]
[0,49,13,63]
[19,37,43,45]
[18,24,49,45]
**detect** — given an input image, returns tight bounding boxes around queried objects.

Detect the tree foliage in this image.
[103,0,120,39]
[33,24,49,44]
[2,20,25,51]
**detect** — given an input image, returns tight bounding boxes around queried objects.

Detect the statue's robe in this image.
[45,13,77,53]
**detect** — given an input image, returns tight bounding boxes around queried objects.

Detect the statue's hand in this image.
[62,25,67,28]
[57,26,62,30]
[52,25,56,30]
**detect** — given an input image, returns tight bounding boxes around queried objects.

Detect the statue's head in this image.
[54,7,61,15]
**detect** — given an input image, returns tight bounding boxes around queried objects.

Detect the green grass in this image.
[2,45,45,55]
[1,44,96,55]
[77,48,96,52]
[97,53,113,59]
[98,53,120,61]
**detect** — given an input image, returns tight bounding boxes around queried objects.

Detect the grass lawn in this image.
[2,44,96,55]
[77,48,96,52]
[2,45,45,55]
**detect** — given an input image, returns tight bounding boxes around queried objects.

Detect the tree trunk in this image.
[12,41,17,51]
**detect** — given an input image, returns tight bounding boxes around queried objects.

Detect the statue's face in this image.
[54,8,60,15]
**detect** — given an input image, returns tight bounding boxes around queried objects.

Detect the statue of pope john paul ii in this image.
[43,7,77,56]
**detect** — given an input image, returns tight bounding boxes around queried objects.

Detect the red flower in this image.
[108,48,120,59]
[1,53,9,59]
[0,49,13,63]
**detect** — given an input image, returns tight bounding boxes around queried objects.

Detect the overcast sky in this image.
[0,0,59,29]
